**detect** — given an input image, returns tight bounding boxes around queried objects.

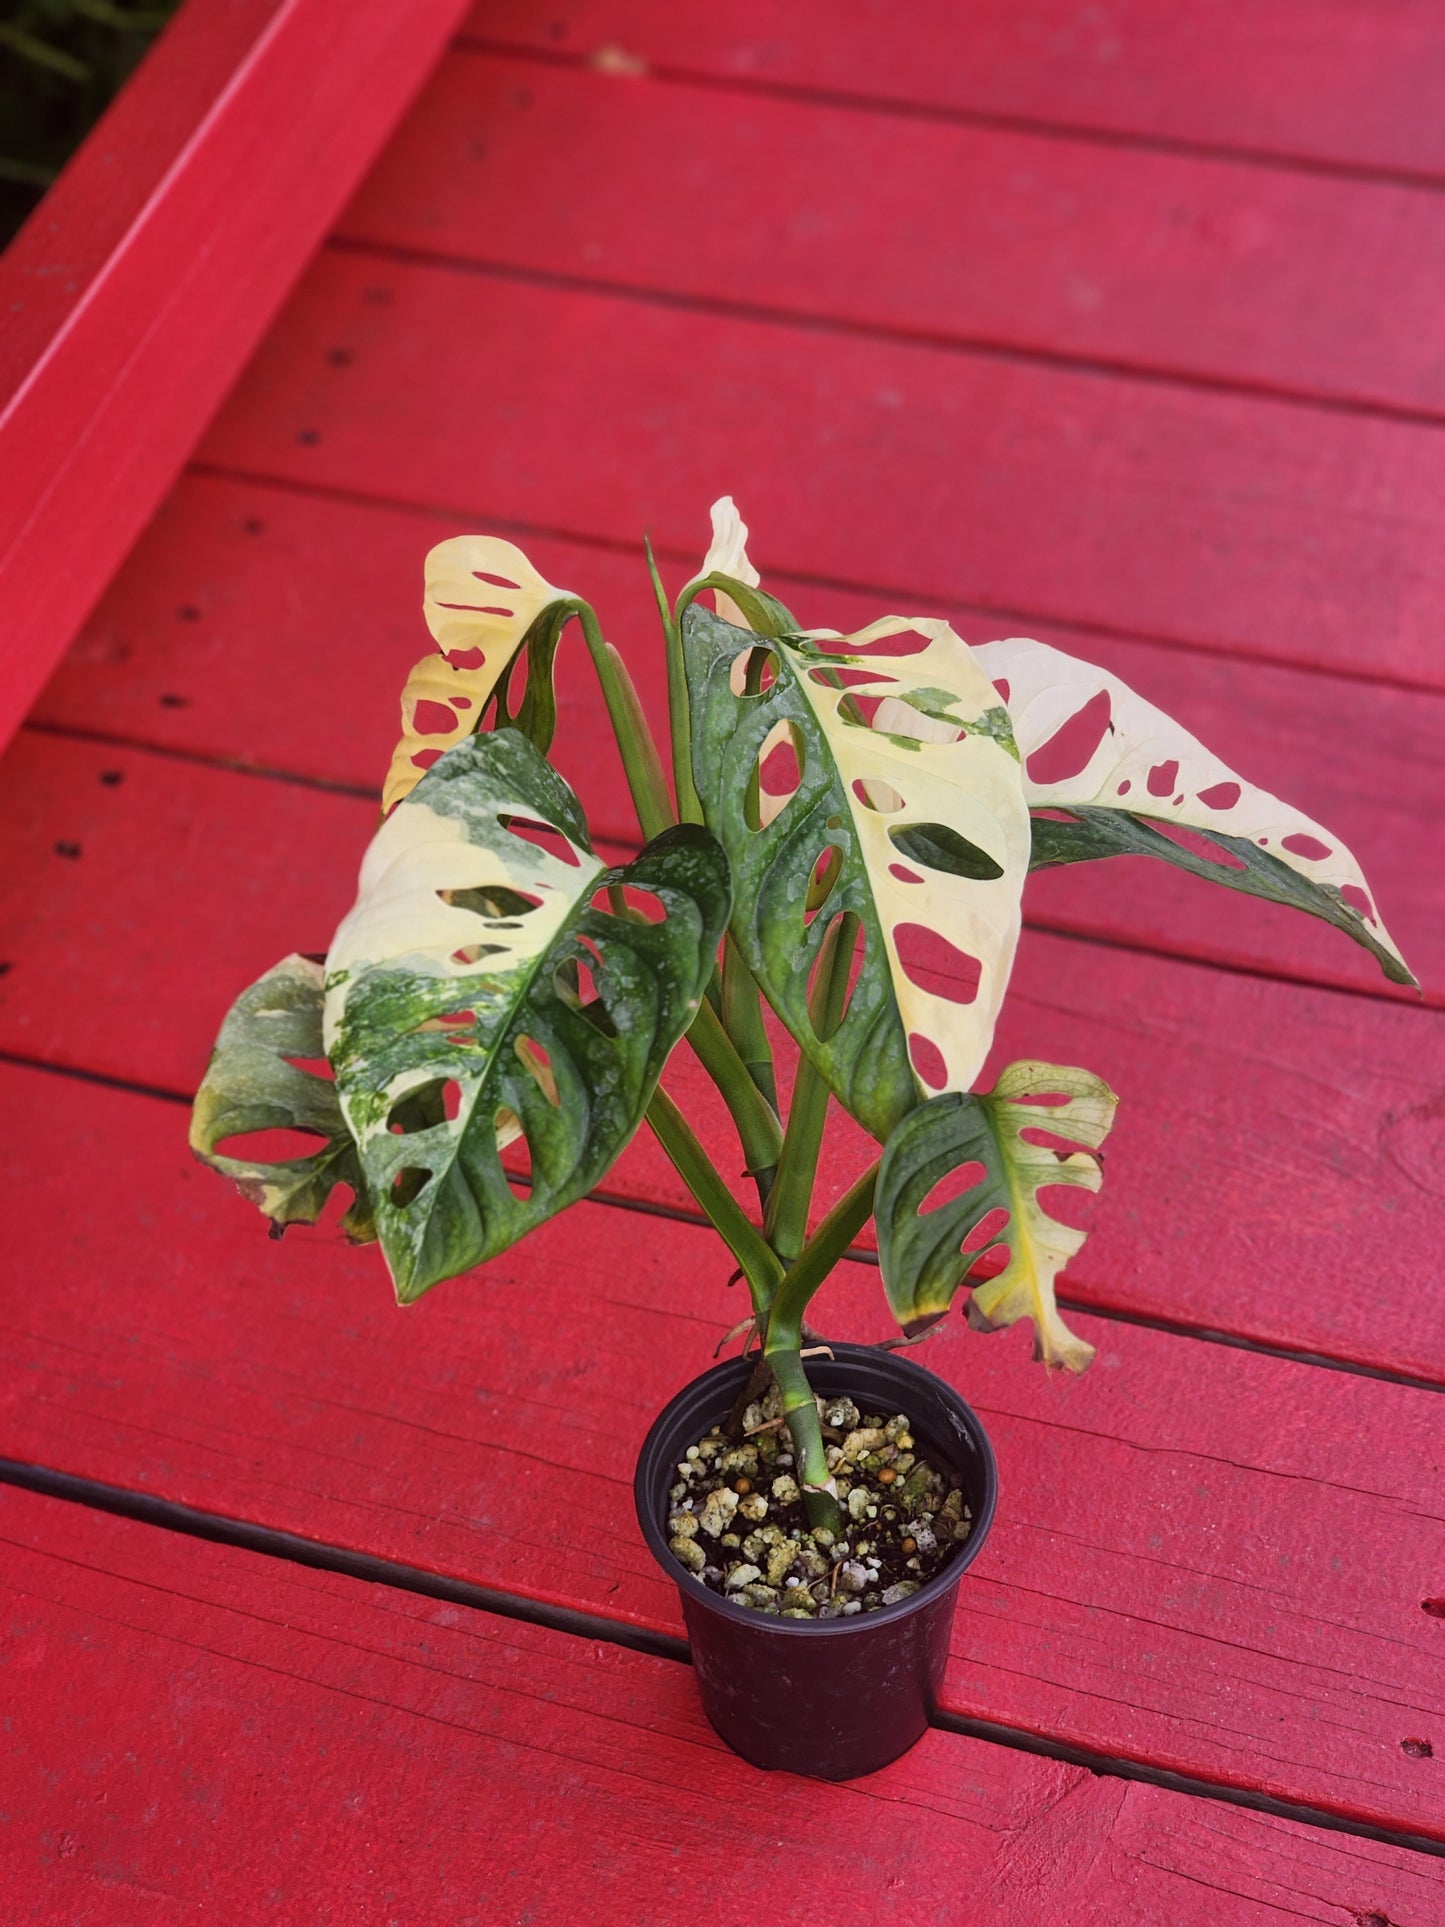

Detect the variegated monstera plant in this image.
[192,501,1413,1534]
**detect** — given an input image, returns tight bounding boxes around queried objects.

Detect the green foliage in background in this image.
[0,0,180,245]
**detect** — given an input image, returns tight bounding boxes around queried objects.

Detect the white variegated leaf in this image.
[974,636,1414,988]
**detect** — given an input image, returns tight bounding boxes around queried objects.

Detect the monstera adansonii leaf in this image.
[684,601,1031,1143]
[381,536,575,815]
[190,953,376,1242]
[325,728,730,1300]
[875,1061,1119,1372]
[972,636,1415,988]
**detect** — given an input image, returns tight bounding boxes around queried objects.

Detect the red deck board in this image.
[196,248,1445,691]
[2,726,1440,1379]
[32,473,1443,1006]
[5,1489,1436,1927]
[469,0,1445,179]
[338,47,1445,417]
[6,1062,1445,1837]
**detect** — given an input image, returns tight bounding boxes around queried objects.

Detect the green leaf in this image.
[875,1061,1118,1372]
[189,954,375,1241]
[975,636,1416,989]
[684,600,1030,1142]
[324,729,730,1300]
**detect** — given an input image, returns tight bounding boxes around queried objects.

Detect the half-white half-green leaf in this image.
[876,1061,1118,1373]
[685,600,1031,1142]
[190,953,376,1242]
[324,729,731,1301]
[974,636,1415,988]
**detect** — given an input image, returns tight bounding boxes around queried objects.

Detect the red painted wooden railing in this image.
[0,0,470,754]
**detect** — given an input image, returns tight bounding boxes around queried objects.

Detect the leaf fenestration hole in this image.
[888,863,924,884]
[515,1035,560,1106]
[450,943,510,966]
[1025,690,1111,785]
[1146,758,1180,798]
[442,885,544,919]
[965,1243,1010,1282]
[1340,883,1376,924]
[894,923,982,1005]
[961,1205,1010,1253]
[500,814,582,867]
[804,845,843,924]
[592,884,668,924]
[844,628,932,659]
[446,647,486,670]
[807,666,897,689]
[908,1032,948,1090]
[412,700,460,736]
[888,822,1004,881]
[1143,820,1246,870]
[390,1167,432,1208]
[729,646,778,696]
[214,1126,326,1162]
[919,1160,986,1215]
[1282,832,1332,861]
[473,570,522,590]
[1197,781,1241,811]
[807,913,865,1041]
[499,1111,531,1197]
[282,1056,335,1081]
[756,720,804,810]
[851,776,905,813]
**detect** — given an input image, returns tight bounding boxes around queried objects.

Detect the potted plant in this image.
[191,500,1413,1779]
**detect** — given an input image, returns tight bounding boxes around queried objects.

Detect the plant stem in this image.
[760,1161,881,1538]
[571,602,674,842]
[720,937,778,1113]
[646,539,704,827]
[685,999,783,1207]
[763,911,856,1268]
[767,1351,843,1538]
[766,1162,880,1346]
[645,1087,783,1319]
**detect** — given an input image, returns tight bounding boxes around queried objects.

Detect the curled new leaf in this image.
[685,601,1030,1141]
[876,1060,1118,1372]
[189,954,375,1241]
[381,536,574,814]
[326,729,731,1301]
[974,636,1415,988]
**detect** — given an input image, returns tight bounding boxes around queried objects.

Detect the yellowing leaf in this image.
[875,1061,1118,1373]
[974,636,1415,987]
[381,536,573,814]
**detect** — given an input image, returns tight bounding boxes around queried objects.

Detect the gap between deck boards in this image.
[20,713,1431,1018]
[326,231,1445,439]
[454,32,1445,197]
[2,1451,1440,1863]
[4,1036,1441,1402]
[183,458,1445,701]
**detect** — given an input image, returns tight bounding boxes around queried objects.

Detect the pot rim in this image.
[634,1341,998,1638]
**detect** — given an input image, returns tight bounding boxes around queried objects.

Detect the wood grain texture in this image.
[5,1062,1445,1837]
[0,0,472,755]
[32,473,1442,1005]
[2,727,1441,1377]
[4,1487,1437,1926]
[338,47,1445,416]
[196,248,1445,690]
[466,0,1445,179]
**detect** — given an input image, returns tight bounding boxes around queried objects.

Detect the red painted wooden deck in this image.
[3,3,1443,1918]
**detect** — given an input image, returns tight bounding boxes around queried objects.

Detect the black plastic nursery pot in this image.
[634,1342,998,1780]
